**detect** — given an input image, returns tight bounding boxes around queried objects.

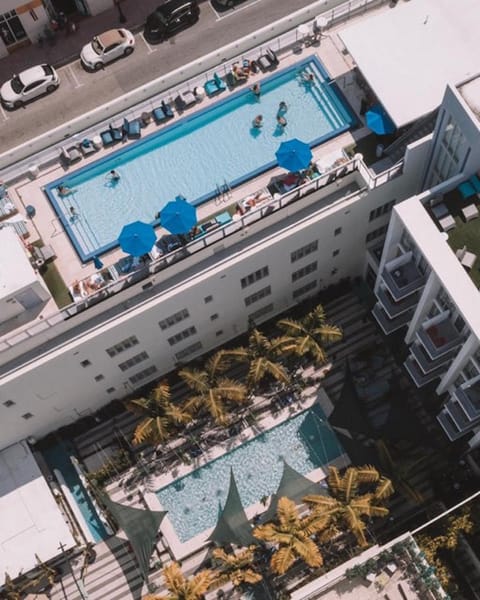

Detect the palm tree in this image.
[303,465,394,548]
[126,380,191,446]
[222,328,290,391]
[277,304,342,365]
[253,496,329,575]
[211,546,262,587]
[143,562,216,600]
[376,439,428,505]
[179,352,248,425]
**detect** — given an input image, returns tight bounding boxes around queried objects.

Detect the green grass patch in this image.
[40,261,71,307]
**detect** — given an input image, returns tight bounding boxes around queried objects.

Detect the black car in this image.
[144,0,200,44]
[213,0,248,9]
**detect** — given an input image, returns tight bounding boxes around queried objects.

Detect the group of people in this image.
[252,101,288,130]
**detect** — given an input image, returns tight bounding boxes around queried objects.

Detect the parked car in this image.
[212,0,248,8]
[0,64,59,109]
[80,29,135,71]
[144,0,200,44]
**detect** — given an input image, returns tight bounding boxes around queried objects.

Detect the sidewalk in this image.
[0,0,166,80]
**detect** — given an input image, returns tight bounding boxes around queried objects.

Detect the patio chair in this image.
[152,105,168,124]
[458,180,477,200]
[123,117,142,139]
[257,47,279,72]
[161,100,174,118]
[456,246,477,270]
[174,91,197,112]
[79,138,96,156]
[109,123,124,141]
[100,129,115,146]
[60,144,82,165]
[204,73,226,96]
[461,203,479,222]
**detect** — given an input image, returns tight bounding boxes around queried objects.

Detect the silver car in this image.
[0,64,59,109]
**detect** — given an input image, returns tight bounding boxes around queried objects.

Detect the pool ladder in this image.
[215,179,232,204]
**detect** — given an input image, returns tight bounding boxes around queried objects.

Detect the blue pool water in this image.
[46,57,355,262]
[156,405,343,542]
[42,442,108,543]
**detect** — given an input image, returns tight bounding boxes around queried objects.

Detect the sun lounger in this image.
[100,129,115,146]
[456,246,477,270]
[458,180,476,199]
[109,123,124,141]
[161,100,174,118]
[69,280,88,302]
[60,144,82,165]
[431,202,456,231]
[123,117,142,139]
[257,47,279,71]
[0,196,17,221]
[175,91,197,112]
[79,138,96,156]
[204,72,227,96]
[462,203,479,221]
[152,106,168,124]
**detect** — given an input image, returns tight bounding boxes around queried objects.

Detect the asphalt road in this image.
[0,0,318,152]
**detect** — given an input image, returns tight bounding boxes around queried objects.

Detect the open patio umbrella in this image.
[160,196,197,234]
[276,138,312,172]
[118,220,156,256]
[365,103,396,135]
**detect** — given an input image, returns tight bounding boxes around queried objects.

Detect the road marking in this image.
[66,64,83,88]
[0,104,8,121]
[140,33,157,54]
[210,0,263,21]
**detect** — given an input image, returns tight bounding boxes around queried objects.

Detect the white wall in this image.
[0,1,50,59]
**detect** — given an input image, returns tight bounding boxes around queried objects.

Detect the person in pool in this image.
[57,184,72,196]
[251,83,261,99]
[277,101,288,117]
[300,71,315,84]
[107,170,121,183]
[277,115,287,128]
[253,115,263,128]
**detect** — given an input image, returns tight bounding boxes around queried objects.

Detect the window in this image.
[365,225,388,243]
[291,241,318,263]
[167,326,197,346]
[248,303,274,322]
[0,11,27,46]
[80,360,91,368]
[334,227,342,236]
[158,308,190,330]
[204,295,213,303]
[22,413,34,420]
[210,313,219,321]
[215,330,224,337]
[118,351,149,372]
[129,365,158,385]
[292,261,317,282]
[106,336,139,357]
[293,280,317,299]
[106,387,116,394]
[3,400,15,407]
[241,266,269,289]
[369,201,395,222]
[244,285,271,307]
[175,341,203,361]
[332,249,340,257]
[94,374,105,382]
[464,360,479,381]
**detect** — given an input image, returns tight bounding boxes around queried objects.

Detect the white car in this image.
[80,29,135,71]
[0,64,59,109]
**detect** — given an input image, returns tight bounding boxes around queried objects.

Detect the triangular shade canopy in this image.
[209,469,255,547]
[262,461,325,522]
[100,494,166,583]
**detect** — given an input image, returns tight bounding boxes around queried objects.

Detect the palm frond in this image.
[374,476,394,500]
[270,546,296,575]
[327,466,342,495]
[151,380,171,403]
[354,465,381,484]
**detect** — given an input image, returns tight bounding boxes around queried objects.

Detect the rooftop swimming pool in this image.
[45,57,355,262]
[156,405,343,543]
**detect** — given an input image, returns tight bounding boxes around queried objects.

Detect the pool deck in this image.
[5,24,367,315]
[138,377,349,561]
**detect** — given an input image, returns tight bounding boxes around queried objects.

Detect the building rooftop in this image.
[339,0,480,128]
[0,228,39,297]
[0,441,75,577]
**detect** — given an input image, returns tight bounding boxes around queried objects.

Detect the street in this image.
[0,0,317,151]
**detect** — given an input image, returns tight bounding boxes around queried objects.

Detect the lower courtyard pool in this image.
[156,404,343,542]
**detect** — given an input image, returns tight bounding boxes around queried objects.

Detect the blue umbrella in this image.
[275,138,312,172]
[160,196,197,234]
[365,103,396,135]
[118,221,156,256]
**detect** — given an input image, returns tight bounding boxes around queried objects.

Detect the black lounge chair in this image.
[109,123,124,142]
[153,106,168,123]
[123,117,141,139]
[257,47,279,71]
[161,100,174,118]
[60,144,82,165]
[100,129,115,146]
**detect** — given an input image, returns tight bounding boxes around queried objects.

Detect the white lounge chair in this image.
[462,203,479,222]
[456,246,477,270]
[60,144,82,165]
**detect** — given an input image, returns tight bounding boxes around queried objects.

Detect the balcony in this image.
[454,376,480,421]
[409,342,456,374]
[437,409,468,442]
[404,356,445,387]
[417,314,462,360]
[381,252,427,301]
[376,286,419,318]
[372,303,413,335]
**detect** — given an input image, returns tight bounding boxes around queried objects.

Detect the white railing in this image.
[0,0,388,174]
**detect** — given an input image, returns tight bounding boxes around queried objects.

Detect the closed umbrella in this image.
[365,103,396,135]
[118,221,156,256]
[160,196,197,234]
[276,138,313,172]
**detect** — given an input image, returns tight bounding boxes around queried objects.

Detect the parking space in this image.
[209,0,264,21]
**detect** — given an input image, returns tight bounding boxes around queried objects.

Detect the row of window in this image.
[241,266,269,289]
[244,285,271,307]
[369,200,395,222]
[118,351,149,372]
[292,261,317,282]
[158,308,190,330]
[366,224,388,243]
[167,326,197,346]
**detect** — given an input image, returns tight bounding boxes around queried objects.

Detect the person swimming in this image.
[107,169,121,183]
[277,101,288,117]
[300,71,315,84]
[251,83,261,99]
[253,115,263,128]
[277,115,287,128]
[57,184,72,196]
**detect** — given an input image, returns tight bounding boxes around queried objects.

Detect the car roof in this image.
[97,29,125,46]
[156,0,196,15]
[17,65,49,84]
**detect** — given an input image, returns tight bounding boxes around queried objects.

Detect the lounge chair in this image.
[462,203,479,221]
[60,145,82,165]
[152,106,168,123]
[456,246,477,270]
[257,47,279,72]
[458,180,477,199]
[174,91,197,112]
[161,100,174,118]
[109,123,124,141]
[100,129,115,146]
[79,138,96,156]
[123,117,142,139]
[204,73,226,96]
